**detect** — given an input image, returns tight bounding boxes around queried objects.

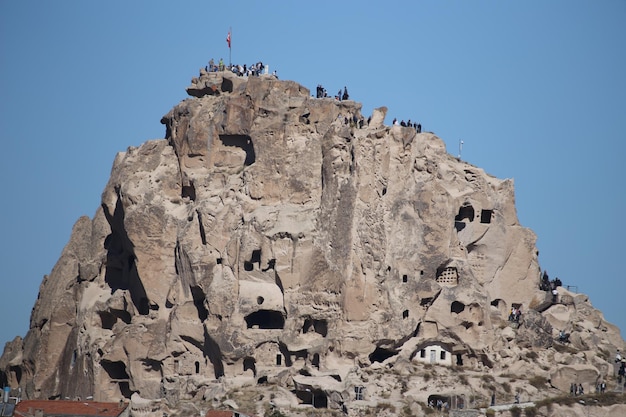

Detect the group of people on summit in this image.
[205,58,275,77]
[316,84,349,101]
[393,118,421,132]
[207,60,428,132]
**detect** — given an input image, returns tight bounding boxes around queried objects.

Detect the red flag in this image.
[226,31,231,48]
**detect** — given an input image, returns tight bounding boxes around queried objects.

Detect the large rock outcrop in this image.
[1,70,623,416]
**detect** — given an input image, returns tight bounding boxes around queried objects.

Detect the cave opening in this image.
[218,134,256,166]
[182,182,196,201]
[451,301,465,314]
[99,311,117,330]
[243,357,256,377]
[9,366,21,385]
[480,209,493,224]
[101,360,130,380]
[455,205,475,222]
[311,353,320,369]
[296,389,328,409]
[245,310,285,329]
[302,318,328,337]
[369,347,398,363]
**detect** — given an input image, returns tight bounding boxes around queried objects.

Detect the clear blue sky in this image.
[1,1,624,348]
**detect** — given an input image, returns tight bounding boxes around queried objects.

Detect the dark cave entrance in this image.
[219,134,256,166]
[245,310,285,329]
[369,347,398,363]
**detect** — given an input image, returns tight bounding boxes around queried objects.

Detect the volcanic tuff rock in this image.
[1,70,624,416]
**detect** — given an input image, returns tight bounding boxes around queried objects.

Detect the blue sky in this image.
[1,1,624,348]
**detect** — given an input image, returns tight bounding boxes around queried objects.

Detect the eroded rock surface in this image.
[1,70,623,416]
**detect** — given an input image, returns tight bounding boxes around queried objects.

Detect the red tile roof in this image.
[15,400,128,417]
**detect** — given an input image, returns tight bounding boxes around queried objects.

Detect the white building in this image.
[413,341,454,366]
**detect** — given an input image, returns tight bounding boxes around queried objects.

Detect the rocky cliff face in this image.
[1,70,623,416]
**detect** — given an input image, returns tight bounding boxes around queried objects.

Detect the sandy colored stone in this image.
[0,71,623,416]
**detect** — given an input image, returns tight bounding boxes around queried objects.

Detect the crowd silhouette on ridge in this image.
[203,60,426,130]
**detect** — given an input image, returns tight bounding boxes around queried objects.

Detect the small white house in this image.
[413,341,454,366]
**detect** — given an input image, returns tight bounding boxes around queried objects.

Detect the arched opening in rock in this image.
[182,182,196,201]
[311,353,320,369]
[243,249,261,272]
[194,361,200,374]
[243,357,256,377]
[9,366,22,385]
[257,376,268,384]
[454,204,475,232]
[451,301,465,314]
[245,310,285,329]
[302,318,328,337]
[99,311,117,330]
[491,298,508,318]
[251,249,261,264]
[257,296,264,305]
[218,134,256,166]
[402,274,408,283]
[403,310,409,319]
[101,360,130,380]
[297,389,328,409]
[455,205,474,222]
[369,347,398,363]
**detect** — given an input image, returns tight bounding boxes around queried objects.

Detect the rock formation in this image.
[1,69,624,416]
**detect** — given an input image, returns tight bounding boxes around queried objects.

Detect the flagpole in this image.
[229,26,232,68]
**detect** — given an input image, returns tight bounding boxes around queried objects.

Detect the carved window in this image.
[436,267,458,285]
